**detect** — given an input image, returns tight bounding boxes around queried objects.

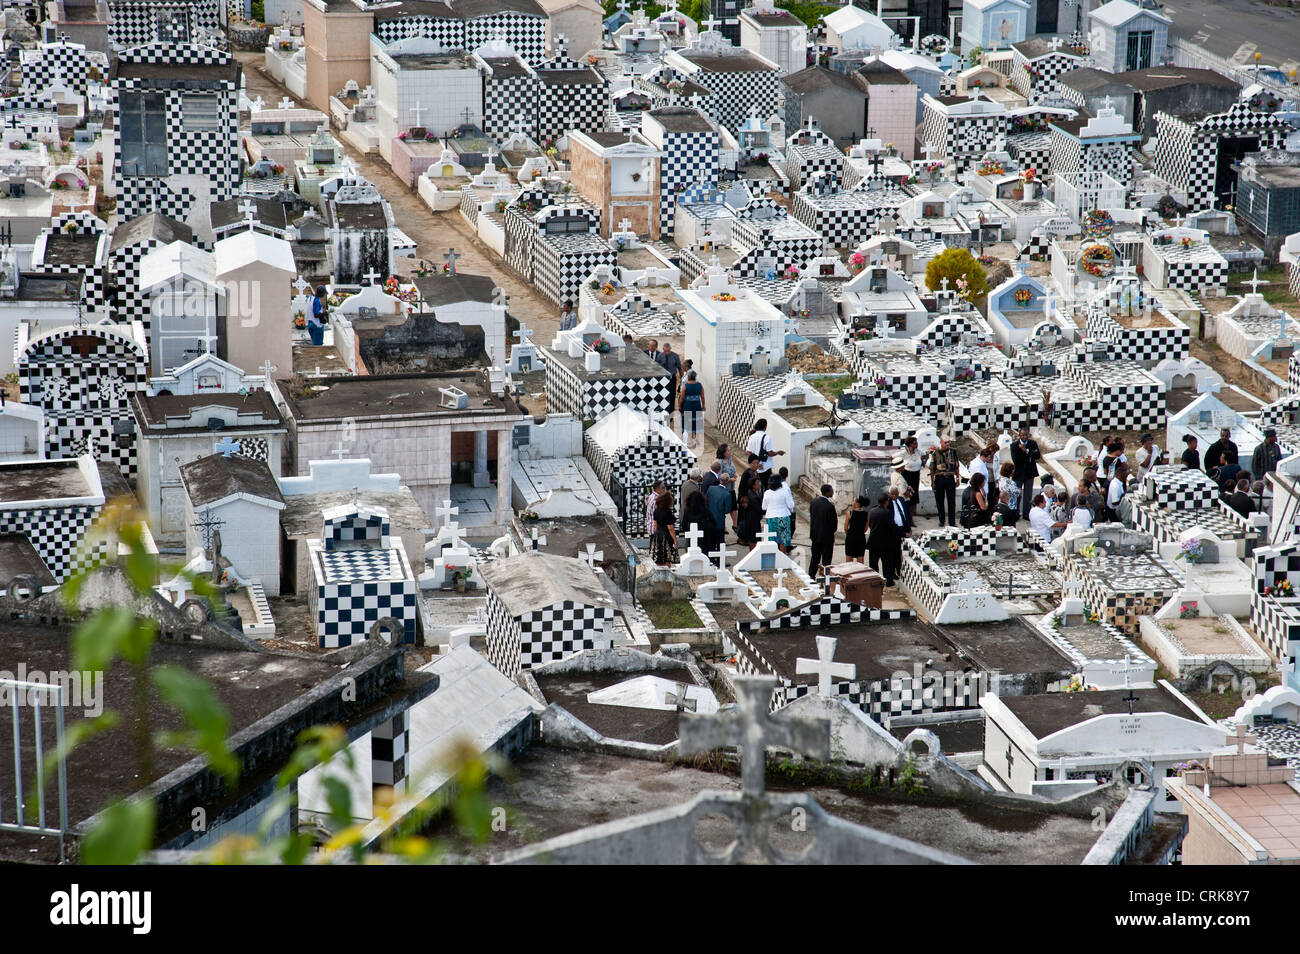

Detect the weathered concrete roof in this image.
[479,551,614,615]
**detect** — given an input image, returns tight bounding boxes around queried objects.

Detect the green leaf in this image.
[152,665,239,787]
[70,606,137,673]
[83,798,156,865]
[276,725,351,789]
[321,776,354,831]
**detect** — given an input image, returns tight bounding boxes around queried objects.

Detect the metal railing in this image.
[0,679,69,853]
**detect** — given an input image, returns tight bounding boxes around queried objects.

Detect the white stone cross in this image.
[618,217,633,233]
[1063,577,1085,598]
[443,247,459,274]
[293,275,312,296]
[682,523,705,552]
[332,441,347,460]
[258,359,277,380]
[530,527,547,551]
[251,95,265,111]
[238,198,257,228]
[363,268,381,286]
[512,113,533,136]
[279,96,294,110]
[712,545,736,573]
[1246,267,1269,297]
[701,15,721,32]
[922,140,938,162]
[579,543,604,568]
[679,676,830,798]
[437,500,459,526]
[408,102,426,128]
[1049,35,1063,51]
[664,683,697,712]
[796,635,856,698]
[1228,723,1256,755]
[173,244,188,275]
[514,322,532,345]
[773,567,786,590]
[758,524,777,545]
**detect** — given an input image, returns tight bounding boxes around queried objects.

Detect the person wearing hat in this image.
[307,285,327,346]
[929,434,959,528]
[898,435,925,500]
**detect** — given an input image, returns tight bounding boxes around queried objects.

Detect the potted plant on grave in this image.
[1176,539,1204,564]
[1179,601,1199,619]
[520,509,540,522]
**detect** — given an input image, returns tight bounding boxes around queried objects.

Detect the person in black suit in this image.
[1227,477,1256,519]
[866,493,894,585]
[808,484,838,578]
[1203,428,1237,481]
[1010,426,1041,519]
[885,486,912,584]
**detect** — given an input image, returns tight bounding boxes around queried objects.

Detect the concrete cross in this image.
[1245,267,1269,296]
[214,436,240,458]
[332,441,347,460]
[238,198,257,228]
[554,32,569,53]
[530,526,547,551]
[682,523,705,552]
[757,524,777,546]
[293,275,312,296]
[712,545,736,573]
[579,543,604,568]
[436,500,459,526]
[443,247,459,274]
[679,676,831,798]
[664,683,698,712]
[773,567,786,590]
[922,140,938,162]
[618,217,633,233]
[1049,35,1063,51]
[362,84,376,101]
[701,15,721,32]
[279,97,295,110]
[796,635,857,698]
[408,102,426,128]
[1063,577,1085,598]
[173,244,188,275]
[512,113,532,137]
[514,321,532,344]
[363,268,381,286]
[258,359,277,381]
[1228,723,1256,755]
[251,95,265,111]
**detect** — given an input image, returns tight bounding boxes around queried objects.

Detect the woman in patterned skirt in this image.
[761,475,795,552]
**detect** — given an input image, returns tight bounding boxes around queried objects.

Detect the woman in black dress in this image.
[842,495,869,563]
[651,492,678,566]
[961,473,993,527]
[735,483,763,547]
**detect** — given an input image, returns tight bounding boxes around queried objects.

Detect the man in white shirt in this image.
[1105,463,1128,521]
[969,447,994,487]
[745,419,785,488]
[1028,494,1067,544]
[1135,433,1163,484]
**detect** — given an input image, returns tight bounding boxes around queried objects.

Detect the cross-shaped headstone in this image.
[362,268,381,286]
[682,523,705,552]
[1121,685,1140,716]
[1245,267,1269,297]
[293,275,312,297]
[258,359,277,381]
[408,102,425,128]
[757,524,776,546]
[238,198,257,229]
[1063,577,1085,599]
[514,321,532,345]
[332,441,347,460]
[443,247,459,275]
[436,500,459,526]
[530,526,547,551]
[679,676,830,798]
[1228,723,1256,755]
[618,217,633,233]
[664,683,698,712]
[251,95,265,112]
[579,543,604,568]
[712,545,736,573]
[191,509,225,554]
[795,635,857,698]
[173,244,188,275]
[554,31,569,53]
[214,436,240,458]
[773,567,786,590]
[279,96,294,110]
[1049,35,1063,51]
[701,15,721,32]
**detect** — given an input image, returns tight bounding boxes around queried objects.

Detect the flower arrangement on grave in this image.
[783,266,800,280]
[928,548,940,559]
[9,140,29,151]
[601,281,617,296]
[797,308,811,318]
[279,39,294,51]
[849,251,866,274]
[1180,236,1194,248]
[952,367,977,383]
[874,376,888,389]
[588,279,600,289]
[520,509,540,522]
[1176,538,1204,564]
[62,221,78,234]
[756,152,770,163]
[1080,243,1114,277]
[1065,673,1086,692]
[631,171,642,181]
[1173,760,1204,776]
[1265,577,1294,597]
[854,328,870,339]
[776,598,790,609]
[1083,210,1114,238]
[328,290,353,307]
[1078,455,1096,470]
[382,276,419,303]
[1021,166,1036,183]
[414,261,430,278]
[666,79,685,93]
[587,54,600,64]
[1084,603,1100,623]
[1014,287,1033,305]
[1152,233,1173,246]
[50,179,68,190]
[1179,601,1199,619]
[947,540,960,560]
[591,337,612,354]
[977,159,1003,176]
[293,310,306,328]
[712,292,736,301]
[1078,542,1098,560]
